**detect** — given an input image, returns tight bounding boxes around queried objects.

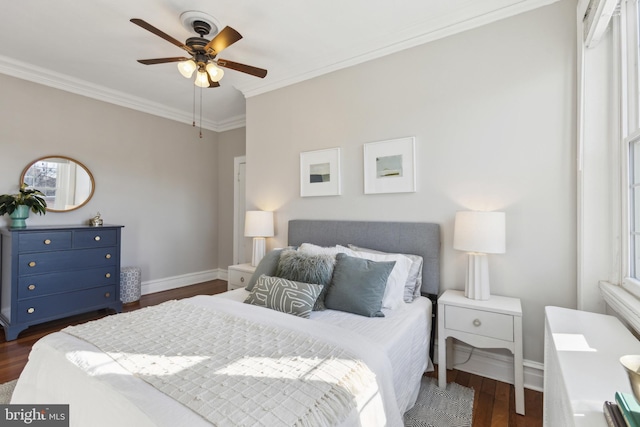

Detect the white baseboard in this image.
[141,269,223,295]
[435,342,544,392]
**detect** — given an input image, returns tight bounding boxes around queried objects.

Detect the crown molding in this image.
[239,0,561,98]
[0,55,246,132]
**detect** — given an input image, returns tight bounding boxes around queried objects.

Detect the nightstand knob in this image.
[28,261,36,267]
[105,273,111,278]
[105,254,111,259]
[104,292,111,298]
[27,284,36,291]
[240,277,245,283]
[473,319,482,327]
[94,236,101,241]
[44,239,51,245]
[27,308,35,314]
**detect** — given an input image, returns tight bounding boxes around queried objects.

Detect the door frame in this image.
[233,155,246,265]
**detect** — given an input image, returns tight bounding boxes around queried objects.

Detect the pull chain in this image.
[192,83,196,127]
[199,85,203,139]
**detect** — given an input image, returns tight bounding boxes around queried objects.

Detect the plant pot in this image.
[9,205,30,228]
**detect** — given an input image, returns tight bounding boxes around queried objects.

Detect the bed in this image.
[11,219,441,427]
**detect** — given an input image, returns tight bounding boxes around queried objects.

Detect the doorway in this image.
[233,156,247,265]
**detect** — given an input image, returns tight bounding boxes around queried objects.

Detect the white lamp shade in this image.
[177,60,197,78]
[206,63,224,82]
[453,211,506,254]
[244,211,274,237]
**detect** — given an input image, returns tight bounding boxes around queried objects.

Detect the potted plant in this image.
[0,183,47,228]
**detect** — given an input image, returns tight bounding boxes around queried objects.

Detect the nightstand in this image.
[227,263,256,291]
[438,289,524,415]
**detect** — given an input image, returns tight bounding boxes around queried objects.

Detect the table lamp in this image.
[453,211,506,300]
[244,210,274,266]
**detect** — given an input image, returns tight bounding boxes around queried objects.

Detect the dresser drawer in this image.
[228,268,253,289]
[445,305,514,342]
[18,247,117,275]
[17,266,118,299]
[74,229,118,248]
[17,285,117,323]
[18,231,72,252]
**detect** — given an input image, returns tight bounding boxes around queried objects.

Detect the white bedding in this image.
[12,289,432,426]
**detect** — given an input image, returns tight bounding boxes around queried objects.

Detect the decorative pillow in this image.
[246,249,284,291]
[275,248,335,310]
[298,243,343,256]
[244,275,322,318]
[348,244,424,302]
[324,253,395,317]
[336,245,412,309]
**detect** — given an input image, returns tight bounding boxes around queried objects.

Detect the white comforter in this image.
[12,291,431,426]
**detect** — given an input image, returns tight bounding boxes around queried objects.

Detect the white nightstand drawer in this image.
[228,269,253,290]
[445,305,514,342]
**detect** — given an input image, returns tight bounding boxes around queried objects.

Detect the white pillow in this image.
[298,243,355,257]
[336,245,411,309]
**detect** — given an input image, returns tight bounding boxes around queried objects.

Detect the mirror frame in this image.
[20,155,95,213]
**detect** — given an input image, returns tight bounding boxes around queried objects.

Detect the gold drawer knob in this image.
[105,273,111,278]
[94,236,101,241]
[28,261,36,267]
[473,319,482,327]
[28,284,36,291]
[240,277,245,283]
[27,308,35,314]
[104,292,111,298]
[44,239,51,245]
[105,254,111,259]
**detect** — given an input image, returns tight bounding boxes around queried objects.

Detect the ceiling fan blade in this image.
[204,26,243,55]
[217,59,267,78]
[137,57,191,65]
[130,18,193,54]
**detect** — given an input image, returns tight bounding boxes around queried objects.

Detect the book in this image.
[615,392,640,427]
[604,401,627,427]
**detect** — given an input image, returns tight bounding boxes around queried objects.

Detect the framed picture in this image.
[363,136,416,194]
[300,147,341,197]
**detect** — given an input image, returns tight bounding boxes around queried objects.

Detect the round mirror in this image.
[20,156,95,212]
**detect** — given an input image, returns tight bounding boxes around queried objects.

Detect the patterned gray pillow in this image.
[243,275,322,318]
[275,249,335,311]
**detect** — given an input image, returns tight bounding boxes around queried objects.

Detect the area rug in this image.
[404,377,474,427]
[0,379,16,404]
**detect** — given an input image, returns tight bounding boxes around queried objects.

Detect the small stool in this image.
[120,266,142,304]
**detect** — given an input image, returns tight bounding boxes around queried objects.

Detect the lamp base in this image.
[465,253,490,300]
[251,237,266,267]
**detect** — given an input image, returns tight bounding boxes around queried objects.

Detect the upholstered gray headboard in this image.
[288,219,441,296]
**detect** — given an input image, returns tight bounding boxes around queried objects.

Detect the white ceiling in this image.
[0,0,557,131]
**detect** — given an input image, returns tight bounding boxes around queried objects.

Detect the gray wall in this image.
[0,73,232,283]
[246,0,576,364]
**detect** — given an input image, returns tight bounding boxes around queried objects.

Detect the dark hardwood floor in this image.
[0,280,542,426]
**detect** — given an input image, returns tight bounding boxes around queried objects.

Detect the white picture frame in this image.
[363,137,416,194]
[300,147,341,197]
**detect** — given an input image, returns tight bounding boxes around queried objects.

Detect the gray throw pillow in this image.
[324,253,395,317]
[246,249,283,291]
[244,275,322,318]
[275,249,335,311]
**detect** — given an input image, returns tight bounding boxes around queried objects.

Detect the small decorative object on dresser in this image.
[0,224,124,340]
[227,263,256,291]
[438,289,524,415]
[0,183,47,229]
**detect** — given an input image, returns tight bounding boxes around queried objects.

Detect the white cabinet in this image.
[438,289,524,415]
[227,263,256,291]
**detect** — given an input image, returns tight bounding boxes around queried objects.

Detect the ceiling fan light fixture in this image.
[206,62,224,82]
[194,70,210,87]
[177,60,197,78]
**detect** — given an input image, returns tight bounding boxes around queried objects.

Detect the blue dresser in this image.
[0,224,124,340]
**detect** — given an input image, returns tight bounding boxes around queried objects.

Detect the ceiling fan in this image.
[131,16,267,88]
